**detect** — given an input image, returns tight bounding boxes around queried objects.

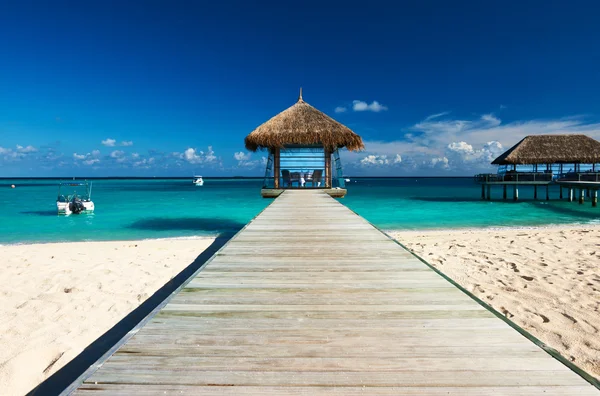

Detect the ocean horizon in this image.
[1,177,599,244]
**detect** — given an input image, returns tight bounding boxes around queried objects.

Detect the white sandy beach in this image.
[0,237,215,396]
[392,226,600,381]
[2,227,600,394]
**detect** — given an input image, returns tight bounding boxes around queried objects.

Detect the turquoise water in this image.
[1,178,599,244]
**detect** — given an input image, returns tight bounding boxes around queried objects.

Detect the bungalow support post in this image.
[569,188,573,202]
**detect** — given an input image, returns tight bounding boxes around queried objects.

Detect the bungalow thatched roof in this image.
[492,134,600,165]
[245,90,365,152]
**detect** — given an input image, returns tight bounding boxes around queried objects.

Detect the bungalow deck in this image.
[68,190,597,394]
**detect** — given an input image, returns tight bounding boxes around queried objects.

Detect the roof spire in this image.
[298,87,303,102]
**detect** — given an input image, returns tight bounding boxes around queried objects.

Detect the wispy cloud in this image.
[120,141,133,146]
[233,151,266,168]
[343,111,600,175]
[334,106,347,113]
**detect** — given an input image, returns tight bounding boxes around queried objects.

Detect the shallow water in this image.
[0,178,598,244]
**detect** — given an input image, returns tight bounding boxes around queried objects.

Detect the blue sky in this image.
[1,0,600,176]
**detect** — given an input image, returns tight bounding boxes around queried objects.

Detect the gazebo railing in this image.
[556,172,600,182]
[474,172,554,183]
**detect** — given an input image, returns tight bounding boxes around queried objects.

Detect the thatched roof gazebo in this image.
[492,134,600,165]
[246,89,364,198]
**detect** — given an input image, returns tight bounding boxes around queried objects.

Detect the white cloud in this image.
[133,157,155,168]
[101,138,116,147]
[0,144,38,161]
[429,156,449,169]
[73,151,102,165]
[352,100,388,112]
[360,155,390,166]
[16,145,37,153]
[181,146,217,164]
[234,151,265,168]
[335,106,347,113]
[234,151,251,161]
[393,154,402,164]
[110,150,125,158]
[83,158,100,165]
[131,153,140,159]
[121,141,133,146]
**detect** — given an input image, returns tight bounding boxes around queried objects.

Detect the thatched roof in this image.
[245,89,365,152]
[492,134,600,165]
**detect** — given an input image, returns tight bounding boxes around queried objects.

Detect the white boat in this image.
[57,181,95,215]
[345,178,351,183]
[193,176,204,186]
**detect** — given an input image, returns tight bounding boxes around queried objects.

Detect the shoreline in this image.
[385,222,600,234]
[0,234,218,247]
[3,222,600,247]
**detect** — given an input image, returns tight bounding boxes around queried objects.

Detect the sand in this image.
[391,226,600,381]
[0,237,215,396]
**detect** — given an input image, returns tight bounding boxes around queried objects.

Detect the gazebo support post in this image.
[569,188,573,202]
[486,185,491,201]
[533,185,538,200]
[593,190,598,207]
[503,185,507,200]
[579,189,585,204]
[273,148,280,189]
[546,185,550,201]
[481,184,485,199]
[325,150,332,188]
[560,187,563,199]
[513,186,519,201]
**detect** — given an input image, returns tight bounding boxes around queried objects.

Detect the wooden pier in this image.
[69,190,597,394]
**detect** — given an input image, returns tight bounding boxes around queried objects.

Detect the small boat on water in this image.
[193,175,204,186]
[57,181,95,215]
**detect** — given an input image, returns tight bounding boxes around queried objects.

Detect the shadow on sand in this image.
[127,216,245,234]
[27,235,232,395]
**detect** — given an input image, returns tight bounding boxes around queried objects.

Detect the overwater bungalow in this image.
[245,89,364,198]
[476,134,600,204]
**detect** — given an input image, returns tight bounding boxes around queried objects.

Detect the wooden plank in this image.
[75,384,600,396]
[71,190,596,394]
